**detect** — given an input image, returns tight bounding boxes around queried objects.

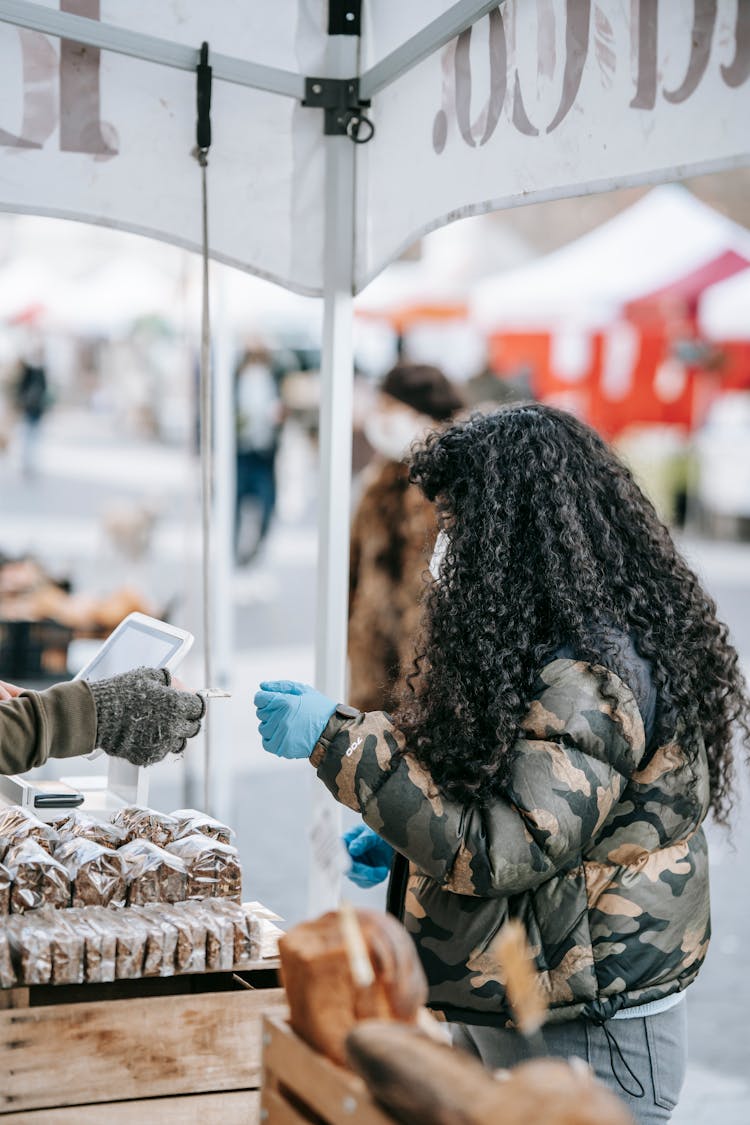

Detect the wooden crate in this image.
[261,1015,394,1125]
[0,963,287,1123]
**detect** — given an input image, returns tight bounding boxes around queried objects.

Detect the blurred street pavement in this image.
[1,408,748,1123]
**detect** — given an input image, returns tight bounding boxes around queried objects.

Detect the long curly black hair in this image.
[398,403,749,825]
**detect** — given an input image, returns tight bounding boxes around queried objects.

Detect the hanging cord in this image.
[592,1018,646,1100]
[193,41,214,813]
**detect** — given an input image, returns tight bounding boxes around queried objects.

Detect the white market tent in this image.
[700,267,750,339]
[354,216,527,380]
[0,217,324,335]
[1,0,749,907]
[471,185,750,332]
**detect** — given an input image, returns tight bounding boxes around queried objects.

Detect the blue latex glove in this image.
[254,680,336,759]
[343,824,394,888]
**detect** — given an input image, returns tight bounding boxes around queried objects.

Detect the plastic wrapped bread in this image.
[75,907,117,984]
[111,806,178,848]
[202,902,236,972]
[158,902,207,974]
[0,929,16,989]
[51,810,126,850]
[165,834,242,901]
[6,912,53,985]
[48,910,85,986]
[55,838,127,908]
[0,807,60,854]
[127,905,179,978]
[0,861,11,915]
[107,907,149,980]
[5,840,71,913]
[170,808,235,846]
[120,840,188,906]
[244,901,284,960]
[208,900,261,966]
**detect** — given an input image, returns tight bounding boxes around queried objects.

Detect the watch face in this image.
[336,704,359,719]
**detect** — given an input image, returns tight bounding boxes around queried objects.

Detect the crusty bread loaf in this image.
[346,1021,635,1125]
[278,909,428,1066]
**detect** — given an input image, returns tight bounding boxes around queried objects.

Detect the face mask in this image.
[429,530,449,582]
[364,410,426,462]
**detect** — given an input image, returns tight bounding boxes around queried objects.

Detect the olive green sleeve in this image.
[0,681,97,775]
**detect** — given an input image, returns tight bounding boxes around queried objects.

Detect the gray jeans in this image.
[451,1002,687,1124]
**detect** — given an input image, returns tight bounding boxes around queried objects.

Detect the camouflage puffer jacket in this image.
[311,640,711,1026]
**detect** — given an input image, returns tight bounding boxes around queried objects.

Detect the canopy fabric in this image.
[353,212,527,330]
[0,1,748,295]
[471,186,750,332]
[625,249,750,325]
[700,268,750,340]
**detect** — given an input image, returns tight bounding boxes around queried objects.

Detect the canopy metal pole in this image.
[360,0,502,99]
[308,31,358,916]
[0,0,500,104]
[210,268,236,826]
[0,0,305,98]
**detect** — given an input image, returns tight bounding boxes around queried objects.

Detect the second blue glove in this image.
[343,824,394,888]
[254,680,336,759]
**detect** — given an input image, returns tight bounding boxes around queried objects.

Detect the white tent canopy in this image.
[471,185,750,332]
[355,214,529,315]
[0,2,748,293]
[1,0,748,907]
[700,267,750,340]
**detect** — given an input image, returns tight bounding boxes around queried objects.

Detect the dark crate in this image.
[0,619,72,681]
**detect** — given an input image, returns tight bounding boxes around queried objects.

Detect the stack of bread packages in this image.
[277,911,634,1125]
[0,804,270,990]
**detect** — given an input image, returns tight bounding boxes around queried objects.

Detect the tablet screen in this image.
[81,620,185,682]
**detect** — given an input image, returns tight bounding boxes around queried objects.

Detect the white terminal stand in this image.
[0,613,194,819]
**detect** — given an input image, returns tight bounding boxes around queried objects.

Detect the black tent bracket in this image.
[303,76,375,143]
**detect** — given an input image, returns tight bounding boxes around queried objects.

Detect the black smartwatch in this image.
[335,703,359,719]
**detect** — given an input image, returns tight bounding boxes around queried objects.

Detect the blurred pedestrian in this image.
[13,349,50,479]
[235,347,284,563]
[348,363,464,712]
[255,403,750,1124]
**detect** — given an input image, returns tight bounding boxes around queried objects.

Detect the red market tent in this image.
[471,186,750,437]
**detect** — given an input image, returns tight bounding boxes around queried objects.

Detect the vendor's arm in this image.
[0,668,205,776]
[0,680,96,774]
[311,659,646,898]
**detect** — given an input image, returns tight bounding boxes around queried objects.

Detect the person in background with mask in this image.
[348,363,464,714]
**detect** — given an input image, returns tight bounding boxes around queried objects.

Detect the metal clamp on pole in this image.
[328,0,361,36]
[303,76,375,142]
[195,40,212,159]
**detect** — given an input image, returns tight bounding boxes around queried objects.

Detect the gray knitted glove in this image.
[88,667,206,767]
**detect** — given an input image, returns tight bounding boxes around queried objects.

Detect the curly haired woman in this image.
[255,404,749,1123]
